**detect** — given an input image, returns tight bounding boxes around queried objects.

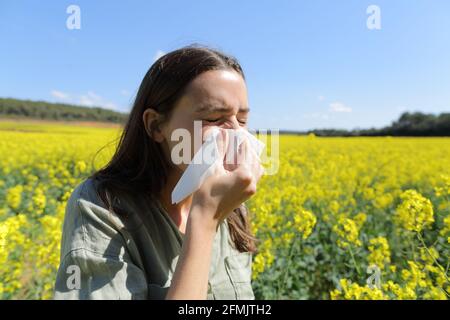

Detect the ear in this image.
[143,108,165,143]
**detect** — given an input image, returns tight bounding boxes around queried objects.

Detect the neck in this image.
[158,168,192,234]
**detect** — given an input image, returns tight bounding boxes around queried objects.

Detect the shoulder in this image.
[60,177,128,260]
[65,177,124,235]
[68,177,102,207]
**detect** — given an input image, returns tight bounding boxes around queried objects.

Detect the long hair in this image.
[90,44,257,253]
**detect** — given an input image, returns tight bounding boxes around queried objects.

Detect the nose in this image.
[222,117,240,130]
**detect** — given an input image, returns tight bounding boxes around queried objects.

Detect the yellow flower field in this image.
[0,120,449,299]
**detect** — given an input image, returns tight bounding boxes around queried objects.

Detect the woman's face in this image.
[159,69,250,172]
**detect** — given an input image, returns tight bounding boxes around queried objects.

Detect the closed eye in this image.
[204,118,221,123]
[202,118,247,126]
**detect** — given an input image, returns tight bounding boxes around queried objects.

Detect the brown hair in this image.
[90,44,257,253]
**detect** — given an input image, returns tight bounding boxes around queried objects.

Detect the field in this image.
[0,120,449,299]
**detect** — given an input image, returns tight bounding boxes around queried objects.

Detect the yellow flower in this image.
[423,287,447,300]
[368,236,391,269]
[6,185,23,211]
[32,186,47,214]
[382,280,417,299]
[329,200,340,214]
[74,160,87,174]
[353,212,367,228]
[401,261,428,290]
[0,224,8,247]
[440,215,450,237]
[331,278,388,300]
[281,232,295,243]
[252,239,274,279]
[434,175,450,197]
[395,190,434,232]
[293,209,317,239]
[332,214,362,248]
[419,247,439,265]
[373,193,394,210]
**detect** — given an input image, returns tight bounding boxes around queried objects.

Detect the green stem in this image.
[411,233,417,262]
[416,232,450,284]
[348,245,361,276]
[277,235,300,299]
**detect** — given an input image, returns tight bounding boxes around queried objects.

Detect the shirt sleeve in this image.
[53,179,149,300]
[53,248,148,300]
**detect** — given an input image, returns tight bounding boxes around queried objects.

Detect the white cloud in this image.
[50,90,70,100]
[79,91,101,106]
[50,90,118,110]
[153,49,166,62]
[329,102,352,113]
[318,95,325,101]
[79,91,117,110]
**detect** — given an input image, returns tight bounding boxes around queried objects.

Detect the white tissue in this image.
[171,128,265,204]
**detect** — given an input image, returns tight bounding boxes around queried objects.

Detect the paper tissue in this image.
[171,127,265,204]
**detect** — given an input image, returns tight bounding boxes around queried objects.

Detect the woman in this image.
[53,44,264,300]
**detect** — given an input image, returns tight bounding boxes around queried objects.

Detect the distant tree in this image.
[298,111,450,137]
[0,98,128,124]
[1,98,449,136]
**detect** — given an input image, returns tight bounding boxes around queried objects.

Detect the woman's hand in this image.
[189,128,264,232]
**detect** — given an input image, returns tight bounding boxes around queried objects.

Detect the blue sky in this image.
[1,0,449,131]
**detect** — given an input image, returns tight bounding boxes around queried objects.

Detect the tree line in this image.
[0,98,128,124]
[1,98,449,136]
[292,112,450,137]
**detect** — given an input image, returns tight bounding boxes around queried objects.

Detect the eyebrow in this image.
[195,102,250,114]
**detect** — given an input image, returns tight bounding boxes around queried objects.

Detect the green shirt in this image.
[53,177,255,300]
